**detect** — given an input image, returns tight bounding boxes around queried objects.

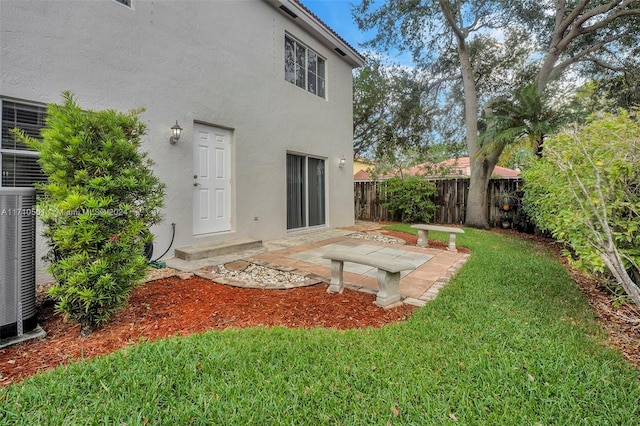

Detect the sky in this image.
[301,0,369,50]
[301,0,415,66]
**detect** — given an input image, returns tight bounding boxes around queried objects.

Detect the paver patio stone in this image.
[167,224,469,306]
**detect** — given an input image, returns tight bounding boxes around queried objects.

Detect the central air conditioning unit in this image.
[0,188,38,344]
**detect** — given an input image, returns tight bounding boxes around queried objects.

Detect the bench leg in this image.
[375,270,402,307]
[327,259,344,293]
[447,234,457,252]
[416,229,429,247]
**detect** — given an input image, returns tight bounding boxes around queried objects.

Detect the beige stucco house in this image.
[0,0,364,283]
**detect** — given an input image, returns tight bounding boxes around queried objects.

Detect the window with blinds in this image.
[1,100,47,188]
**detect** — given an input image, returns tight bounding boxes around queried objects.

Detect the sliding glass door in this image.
[307,157,325,227]
[287,154,306,229]
[287,153,325,230]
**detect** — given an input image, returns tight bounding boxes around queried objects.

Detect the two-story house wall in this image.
[0,0,364,283]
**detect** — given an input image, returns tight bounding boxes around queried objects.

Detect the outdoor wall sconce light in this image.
[170,121,182,144]
[339,156,346,168]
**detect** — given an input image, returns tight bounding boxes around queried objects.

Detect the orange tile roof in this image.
[353,157,520,180]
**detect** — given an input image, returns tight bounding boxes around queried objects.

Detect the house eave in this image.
[264,0,365,68]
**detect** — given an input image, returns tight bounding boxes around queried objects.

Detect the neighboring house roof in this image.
[491,165,521,178]
[354,157,520,181]
[354,169,373,182]
[427,157,520,178]
[265,0,365,68]
[353,169,396,181]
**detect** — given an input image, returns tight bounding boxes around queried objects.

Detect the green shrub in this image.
[15,93,165,333]
[522,109,640,306]
[383,176,436,223]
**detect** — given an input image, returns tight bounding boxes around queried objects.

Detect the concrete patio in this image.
[165,223,469,307]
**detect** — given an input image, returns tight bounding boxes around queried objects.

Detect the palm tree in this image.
[480,84,573,162]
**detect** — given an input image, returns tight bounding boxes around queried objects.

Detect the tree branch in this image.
[437,0,465,44]
[426,73,462,90]
[551,33,627,79]
[573,0,622,27]
[581,7,640,34]
[574,0,635,30]
[583,56,626,72]
[556,0,590,37]
[461,7,482,36]
[555,0,639,52]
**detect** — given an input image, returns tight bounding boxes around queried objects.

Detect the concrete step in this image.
[175,238,263,261]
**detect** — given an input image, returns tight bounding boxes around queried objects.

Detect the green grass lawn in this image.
[1,228,638,425]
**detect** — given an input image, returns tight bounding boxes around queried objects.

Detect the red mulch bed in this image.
[1,229,637,387]
[0,235,420,387]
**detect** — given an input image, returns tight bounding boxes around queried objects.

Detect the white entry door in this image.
[193,123,231,235]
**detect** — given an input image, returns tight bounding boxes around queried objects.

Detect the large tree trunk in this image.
[537,50,559,92]
[452,29,488,227]
[465,153,499,228]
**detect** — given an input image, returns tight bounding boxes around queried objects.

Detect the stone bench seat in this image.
[411,224,465,252]
[322,250,415,307]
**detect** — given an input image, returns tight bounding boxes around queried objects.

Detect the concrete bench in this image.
[411,224,465,252]
[322,250,415,307]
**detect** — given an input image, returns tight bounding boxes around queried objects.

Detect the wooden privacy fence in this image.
[354,178,526,228]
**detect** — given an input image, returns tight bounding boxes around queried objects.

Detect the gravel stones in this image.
[197,233,406,289]
[199,261,318,289]
[347,232,406,245]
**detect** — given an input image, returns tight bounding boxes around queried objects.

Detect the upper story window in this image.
[1,99,47,188]
[285,35,325,98]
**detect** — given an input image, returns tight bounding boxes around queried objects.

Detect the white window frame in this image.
[284,34,326,99]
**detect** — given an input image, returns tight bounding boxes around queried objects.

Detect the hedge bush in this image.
[522,110,640,306]
[15,93,165,333]
[383,176,436,223]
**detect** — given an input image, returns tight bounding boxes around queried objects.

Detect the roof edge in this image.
[264,0,365,68]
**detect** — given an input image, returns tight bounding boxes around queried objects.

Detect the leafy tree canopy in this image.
[353,56,436,159]
[353,0,640,227]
